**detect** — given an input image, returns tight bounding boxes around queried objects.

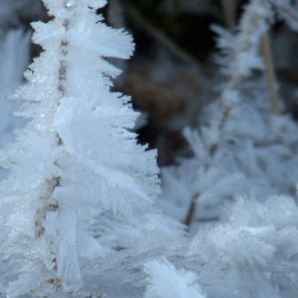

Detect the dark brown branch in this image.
[183,193,199,227]
[122,1,201,68]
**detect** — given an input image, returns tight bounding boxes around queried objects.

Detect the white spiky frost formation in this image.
[160,0,298,221]
[0,0,162,297]
[187,196,298,298]
[144,258,206,298]
[0,30,30,148]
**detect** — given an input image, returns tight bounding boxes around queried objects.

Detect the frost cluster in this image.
[0,1,182,297]
[187,196,298,298]
[144,259,206,298]
[1,0,298,298]
[0,30,30,147]
[161,0,298,221]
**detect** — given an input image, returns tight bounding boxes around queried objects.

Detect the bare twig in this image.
[221,0,239,30]
[261,31,280,114]
[183,193,199,226]
[122,1,201,68]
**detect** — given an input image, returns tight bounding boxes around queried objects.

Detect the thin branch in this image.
[183,193,199,227]
[261,31,280,114]
[220,0,239,30]
[122,1,201,68]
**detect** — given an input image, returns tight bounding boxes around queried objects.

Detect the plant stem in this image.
[221,0,238,30]
[261,31,280,114]
[183,193,199,227]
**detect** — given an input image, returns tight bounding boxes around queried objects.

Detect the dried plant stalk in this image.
[261,31,280,114]
[221,0,238,30]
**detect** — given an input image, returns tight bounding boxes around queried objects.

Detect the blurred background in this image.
[0,0,298,166]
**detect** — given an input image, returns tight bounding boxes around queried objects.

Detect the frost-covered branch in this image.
[160,0,298,227]
[0,0,182,297]
[271,0,298,32]
[181,0,274,225]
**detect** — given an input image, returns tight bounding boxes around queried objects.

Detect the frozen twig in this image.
[220,0,238,30]
[261,31,280,114]
[123,1,201,68]
[183,0,273,227]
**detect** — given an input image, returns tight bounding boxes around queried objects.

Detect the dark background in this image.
[3,0,298,166]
